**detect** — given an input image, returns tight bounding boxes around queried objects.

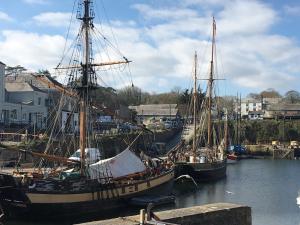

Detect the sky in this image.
[0,0,300,96]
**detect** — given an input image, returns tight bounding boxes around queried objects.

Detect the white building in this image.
[240,98,263,120]
[0,62,48,129]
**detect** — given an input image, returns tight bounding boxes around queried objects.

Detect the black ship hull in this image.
[0,170,174,220]
[175,160,226,182]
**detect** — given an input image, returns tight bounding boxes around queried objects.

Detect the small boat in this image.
[227,153,238,164]
[227,153,238,161]
[129,195,175,207]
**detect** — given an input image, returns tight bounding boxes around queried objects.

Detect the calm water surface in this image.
[175,159,300,225]
[6,159,300,225]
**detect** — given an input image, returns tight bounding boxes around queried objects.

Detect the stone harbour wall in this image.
[78,203,251,225]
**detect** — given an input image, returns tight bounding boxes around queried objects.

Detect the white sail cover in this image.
[88,148,146,180]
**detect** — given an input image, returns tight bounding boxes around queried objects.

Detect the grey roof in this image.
[268,104,300,111]
[5,73,59,91]
[130,104,178,116]
[5,82,45,93]
[0,61,5,66]
[241,98,262,103]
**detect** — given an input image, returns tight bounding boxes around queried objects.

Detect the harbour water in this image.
[6,159,300,225]
[175,159,300,225]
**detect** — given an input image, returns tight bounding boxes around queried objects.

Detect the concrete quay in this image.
[77,202,251,225]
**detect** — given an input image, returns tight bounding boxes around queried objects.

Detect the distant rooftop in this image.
[5,82,45,93]
[129,104,178,116]
[5,73,59,91]
[268,104,300,111]
[241,98,262,103]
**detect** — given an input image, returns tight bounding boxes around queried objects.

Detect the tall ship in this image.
[0,0,174,219]
[169,18,227,181]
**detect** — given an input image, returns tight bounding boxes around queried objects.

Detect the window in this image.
[38,97,41,105]
[11,110,17,120]
[22,113,26,120]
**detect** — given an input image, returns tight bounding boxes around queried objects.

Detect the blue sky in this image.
[0,0,300,97]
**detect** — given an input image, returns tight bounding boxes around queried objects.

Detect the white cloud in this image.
[217,1,278,36]
[0,12,13,22]
[23,0,49,5]
[183,0,227,5]
[33,12,72,27]
[132,4,198,20]
[2,0,300,94]
[120,0,299,93]
[0,30,66,72]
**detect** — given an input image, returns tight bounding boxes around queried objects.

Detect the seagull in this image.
[225,190,234,195]
[175,175,198,188]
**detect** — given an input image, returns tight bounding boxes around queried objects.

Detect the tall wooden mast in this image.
[192,52,198,161]
[55,0,130,175]
[207,17,216,148]
[79,0,93,174]
[224,109,228,151]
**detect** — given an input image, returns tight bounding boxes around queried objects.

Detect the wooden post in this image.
[140,209,145,225]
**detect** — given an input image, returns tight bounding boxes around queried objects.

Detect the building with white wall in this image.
[240,98,263,120]
[0,62,48,129]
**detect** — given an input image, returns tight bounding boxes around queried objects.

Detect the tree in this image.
[178,89,191,104]
[260,88,281,98]
[38,69,51,76]
[247,93,261,100]
[117,85,142,106]
[283,90,300,104]
[5,65,27,76]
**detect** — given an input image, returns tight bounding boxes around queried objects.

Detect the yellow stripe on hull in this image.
[27,171,174,204]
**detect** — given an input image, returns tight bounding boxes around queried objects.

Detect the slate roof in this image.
[268,104,300,111]
[129,104,178,116]
[5,82,45,93]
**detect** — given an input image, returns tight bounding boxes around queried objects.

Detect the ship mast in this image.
[224,109,228,151]
[207,17,216,148]
[75,0,130,174]
[192,52,197,162]
[79,0,93,174]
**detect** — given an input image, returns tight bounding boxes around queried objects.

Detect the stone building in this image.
[129,104,179,124]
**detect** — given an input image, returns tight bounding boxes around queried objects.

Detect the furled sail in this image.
[88,148,146,180]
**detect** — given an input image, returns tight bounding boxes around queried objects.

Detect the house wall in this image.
[241,100,262,117]
[0,102,48,129]
[0,64,49,129]
[7,90,48,106]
